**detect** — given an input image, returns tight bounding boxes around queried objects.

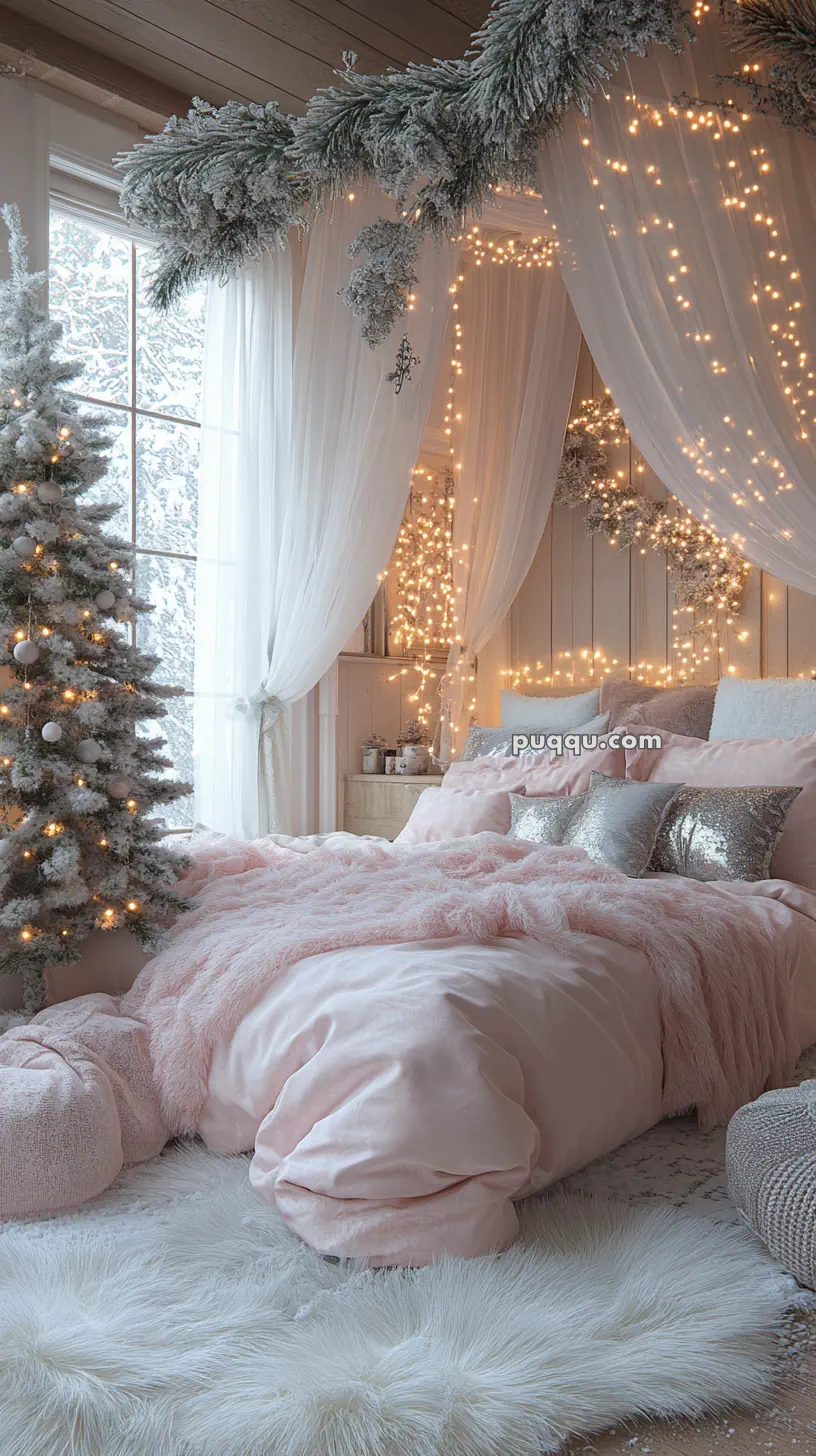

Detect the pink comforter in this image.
[3,831,816,1263]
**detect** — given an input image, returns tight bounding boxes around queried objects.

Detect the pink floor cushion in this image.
[0,993,168,1218]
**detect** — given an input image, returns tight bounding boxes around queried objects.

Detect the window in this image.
[48,212,206,829]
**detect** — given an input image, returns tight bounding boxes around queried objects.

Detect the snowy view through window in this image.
[48,212,206,829]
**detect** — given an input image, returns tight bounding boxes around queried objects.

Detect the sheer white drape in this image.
[439,259,580,759]
[538,36,816,593]
[195,195,455,836]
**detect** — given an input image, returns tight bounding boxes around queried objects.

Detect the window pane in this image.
[135,247,205,421]
[140,695,194,829]
[84,407,131,541]
[135,553,195,691]
[48,212,130,406]
[135,416,198,556]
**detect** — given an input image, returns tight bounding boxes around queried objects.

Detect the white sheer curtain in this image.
[195,195,455,836]
[538,31,816,593]
[439,258,580,759]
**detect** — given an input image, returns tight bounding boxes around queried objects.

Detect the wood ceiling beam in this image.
[0,3,190,117]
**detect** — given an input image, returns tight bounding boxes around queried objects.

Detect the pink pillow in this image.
[601,679,715,736]
[395,787,511,844]
[626,685,715,741]
[626,728,816,890]
[443,741,625,797]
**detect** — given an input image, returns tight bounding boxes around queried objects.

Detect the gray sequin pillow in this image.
[461,713,609,762]
[562,772,683,877]
[649,785,802,882]
[507,791,587,844]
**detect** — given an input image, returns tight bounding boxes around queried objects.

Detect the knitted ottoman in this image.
[727,1081,816,1290]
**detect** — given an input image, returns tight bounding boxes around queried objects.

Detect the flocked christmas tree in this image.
[0,205,190,1014]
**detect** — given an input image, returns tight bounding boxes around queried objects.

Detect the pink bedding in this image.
[2,831,816,1265]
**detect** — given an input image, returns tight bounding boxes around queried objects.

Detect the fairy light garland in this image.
[387,464,455,731]
[555,393,750,681]
[457,225,556,270]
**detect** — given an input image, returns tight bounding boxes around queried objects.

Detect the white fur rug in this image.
[0,1140,799,1456]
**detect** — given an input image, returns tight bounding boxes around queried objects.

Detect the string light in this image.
[577,73,810,529]
[388,464,455,730]
[454,224,556,270]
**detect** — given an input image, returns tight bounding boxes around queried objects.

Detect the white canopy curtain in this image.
[439,255,580,760]
[195,193,455,837]
[537,27,816,594]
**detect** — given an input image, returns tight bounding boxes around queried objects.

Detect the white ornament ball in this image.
[13,639,39,665]
[77,738,102,764]
[94,590,116,611]
[12,535,35,559]
[37,482,63,505]
[41,721,63,744]
[107,774,131,799]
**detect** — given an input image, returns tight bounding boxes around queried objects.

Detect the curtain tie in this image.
[234,690,285,739]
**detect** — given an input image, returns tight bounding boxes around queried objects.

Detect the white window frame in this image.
[48,160,200,831]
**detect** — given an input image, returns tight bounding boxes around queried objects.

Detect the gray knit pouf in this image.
[727,1080,816,1290]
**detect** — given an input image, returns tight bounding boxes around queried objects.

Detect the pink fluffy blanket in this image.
[123,833,798,1135]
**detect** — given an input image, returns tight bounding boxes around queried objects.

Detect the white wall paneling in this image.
[336,655,448,786]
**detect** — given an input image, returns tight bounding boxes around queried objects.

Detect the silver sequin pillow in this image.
[562,772,683,877]
[461,713,609,762]
[507,791,587,844]
[649,785,802,882]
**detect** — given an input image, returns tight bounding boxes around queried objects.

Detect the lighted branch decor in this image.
[555,394,751,620]
[117,1,691,346]
[387,465,456,733]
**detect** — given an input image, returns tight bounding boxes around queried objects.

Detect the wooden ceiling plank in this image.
[341,0,471,57]
[0,3,191,113]
[205,0,417,73]
[276,0,434,66]
[71,0,350,101]
[428,0,490,30]
[4,0,303,109]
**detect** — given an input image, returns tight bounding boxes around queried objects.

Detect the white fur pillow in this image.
[500,686,600,730]
[710,677,816,741]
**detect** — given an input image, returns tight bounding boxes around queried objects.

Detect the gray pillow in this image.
[649,785,802,882]
[562,772,683,877]
[507,791,587,844]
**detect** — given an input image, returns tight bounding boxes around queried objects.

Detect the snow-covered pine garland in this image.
[555,395,750,617]
[117,0,691,346]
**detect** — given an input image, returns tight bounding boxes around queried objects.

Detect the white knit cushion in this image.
[710,677,816,741]
[727,1081,816,1290]
[500,687,600,731]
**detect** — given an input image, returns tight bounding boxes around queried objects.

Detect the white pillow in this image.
[710,677,816,741]
[500,687,601,731]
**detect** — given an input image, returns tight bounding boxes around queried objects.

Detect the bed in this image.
[3,693,816,1266]
[2,823,815,1267]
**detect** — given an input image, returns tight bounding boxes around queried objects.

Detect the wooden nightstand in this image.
[343,774,444,840]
